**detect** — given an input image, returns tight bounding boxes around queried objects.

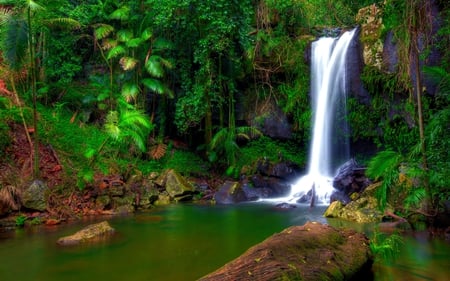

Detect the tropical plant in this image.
[0,0,81,179]
[369,230,403,263]
[209,126,262,177]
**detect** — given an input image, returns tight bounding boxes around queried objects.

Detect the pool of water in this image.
[0,203,448,281]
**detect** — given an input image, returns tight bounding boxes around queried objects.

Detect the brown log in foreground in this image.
[199,221,372,281]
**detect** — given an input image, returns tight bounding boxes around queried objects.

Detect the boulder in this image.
[164,169,194,200]
[57,221,115,246]
[324,183,386,223]
[199,221,373,281]
[214,181,248,204]
[22,180,48,211]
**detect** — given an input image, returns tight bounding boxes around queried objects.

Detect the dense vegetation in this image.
[0,0,448,227]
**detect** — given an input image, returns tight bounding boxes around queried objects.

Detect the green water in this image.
[0,203,448,281]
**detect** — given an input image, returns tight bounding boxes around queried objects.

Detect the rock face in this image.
[57,221,115,246]
[22,180,48,211]
[199,221,373,281]
[331,159,371,205]
[324,182,385,223]
[214,181,247,204]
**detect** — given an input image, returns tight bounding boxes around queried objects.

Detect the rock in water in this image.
[199,221,373,281]
[57,221,115,246]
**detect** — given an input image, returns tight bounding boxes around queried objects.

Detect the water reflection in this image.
[0,203,448,281]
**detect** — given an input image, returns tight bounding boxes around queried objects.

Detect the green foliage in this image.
[370,231,403,264]
[238,136,307,175]
[104,98,153,152]
[209,126,262,171]
[366,150,403,211]
[15,214,27,227]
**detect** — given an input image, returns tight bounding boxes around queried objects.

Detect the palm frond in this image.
[404,187,426,210]
[126,37,143,48]
[153,38,173,50]
[104,110,120,140]
[3,17,28,70]
[106,45,126,60]
[142,78,165,94]
[109,6,130,21]
[366,150,402,180]
[121,82,139,102]
[44,18,81,29]
[145,55,164,77]
[116,29,133,42]
[94,24,114,40]
[119,56,138,71]
[0,8,12,26]
[235,126,262,140]
[27,0,44,11]
[140,28,153,41]
[423,66,450,95]
[210,128,229,150]
[149,143,167,160]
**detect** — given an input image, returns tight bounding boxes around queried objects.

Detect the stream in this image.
[0,203,448,281]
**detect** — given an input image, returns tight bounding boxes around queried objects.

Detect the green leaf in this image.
[119,56,138,71]
[94,24,114,40]
[142,78,165,94]
[109,6,130,21]
[140,28,153,41]
[126,37,143,48]
[107,45,126,60]
[121,82,139,101]
[145,56,164,77]
[3,18,28,70]
[116,29,133,42]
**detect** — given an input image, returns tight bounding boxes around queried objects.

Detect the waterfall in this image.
[283,28,357,205]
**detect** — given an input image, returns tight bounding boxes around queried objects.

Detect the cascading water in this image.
[280,28,357,205]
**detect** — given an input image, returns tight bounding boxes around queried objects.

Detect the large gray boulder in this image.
[199,221,373,281]
[22,180,48,211]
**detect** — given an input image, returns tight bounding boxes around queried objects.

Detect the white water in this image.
[276,29,357,205]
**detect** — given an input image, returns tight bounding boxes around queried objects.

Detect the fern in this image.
[142,78,165,94]
[106,45,126,60]
[116,29,133,42]
[119,56,138,71]
[370,231,403,264]
[367,150,403,211]
[109,6,130,21]
[94,24,114,40]
[149,143,167,160]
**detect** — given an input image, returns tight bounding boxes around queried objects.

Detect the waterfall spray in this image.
[279,28,357,205]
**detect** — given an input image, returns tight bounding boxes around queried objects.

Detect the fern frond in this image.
[142,78,165,94]
[94,24,114,40]
[119,56,138,71]
[404,187,426,210]
[366,150,402,180]
[109,6,130,21]
[116,29,133,42]
[106,45,126,60]
[145,55,164,77]
[44,18,81,29]
[140,28,153,41]
[126,37,143,48]
[210,128,229,150]
[121,82,139,102]
[149,143,167,160]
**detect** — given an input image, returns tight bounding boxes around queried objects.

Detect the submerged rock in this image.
[57,221,115,246]
[199,221,372,281]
